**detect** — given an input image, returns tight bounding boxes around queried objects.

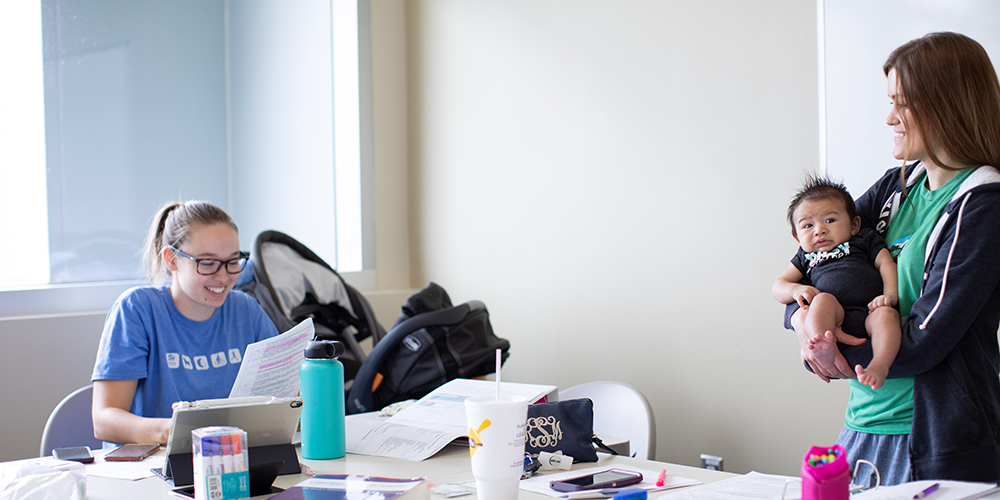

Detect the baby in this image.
[772,177,900,389]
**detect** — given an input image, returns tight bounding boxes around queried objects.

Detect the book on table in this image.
[344,378,557,461]
[267,475,429,500]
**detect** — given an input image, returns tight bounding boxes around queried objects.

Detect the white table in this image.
[84,444,737,499]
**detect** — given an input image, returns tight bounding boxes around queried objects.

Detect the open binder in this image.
[160,396,303,487]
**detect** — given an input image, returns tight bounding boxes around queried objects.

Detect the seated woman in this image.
[91,201,278,445]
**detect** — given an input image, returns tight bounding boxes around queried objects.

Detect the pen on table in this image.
[913,482,939,499]
[655,469,667,487]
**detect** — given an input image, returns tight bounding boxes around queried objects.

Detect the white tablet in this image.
[164,396,303,457]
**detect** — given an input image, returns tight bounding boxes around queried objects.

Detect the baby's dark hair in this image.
[787,176,857,236]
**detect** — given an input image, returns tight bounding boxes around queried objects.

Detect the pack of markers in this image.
[801,444,848,500]
[192,426,250,500]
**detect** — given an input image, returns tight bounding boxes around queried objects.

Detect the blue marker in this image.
[611,488,647,500]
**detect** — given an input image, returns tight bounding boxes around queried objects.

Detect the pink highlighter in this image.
[800,444,849,500]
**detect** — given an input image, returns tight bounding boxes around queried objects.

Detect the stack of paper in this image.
[852,480,998,500]
[519,465,701,499]
[268,475,429,500]
[662,472,999,500]
[662,471,801,500]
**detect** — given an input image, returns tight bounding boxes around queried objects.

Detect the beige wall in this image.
[402,0,848,476]
[0,313,108,461]
[371,0,412,291]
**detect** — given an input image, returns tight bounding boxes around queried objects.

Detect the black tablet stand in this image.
[161,443,300,487]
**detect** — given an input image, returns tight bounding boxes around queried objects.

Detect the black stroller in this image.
[239,231,510,408]
[237,230,385,385]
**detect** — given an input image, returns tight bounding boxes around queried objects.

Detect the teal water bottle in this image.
[299,340,346,459]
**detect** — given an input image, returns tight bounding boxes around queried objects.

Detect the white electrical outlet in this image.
[700,453,724,471]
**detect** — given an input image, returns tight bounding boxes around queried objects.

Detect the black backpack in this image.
[346,282,510,414]
[237,230,386,385]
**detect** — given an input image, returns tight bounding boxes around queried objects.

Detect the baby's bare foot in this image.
[807,330,838,369]
[855,363,888,389]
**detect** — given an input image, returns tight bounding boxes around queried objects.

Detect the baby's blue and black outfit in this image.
[92,286,279,419]
[789,228,886,339]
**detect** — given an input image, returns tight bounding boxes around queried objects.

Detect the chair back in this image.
[39,385,103,457]
[560,380,657,460]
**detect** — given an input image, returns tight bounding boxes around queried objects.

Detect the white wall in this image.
[404,0,844,476]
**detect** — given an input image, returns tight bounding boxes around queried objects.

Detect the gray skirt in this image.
[838,426,911,487]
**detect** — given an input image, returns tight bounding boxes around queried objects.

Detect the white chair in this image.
[39,385,104,457]
[560,380,657,460]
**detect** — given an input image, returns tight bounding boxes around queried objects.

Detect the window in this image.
[0,0,374,315]
[0,1,48,288]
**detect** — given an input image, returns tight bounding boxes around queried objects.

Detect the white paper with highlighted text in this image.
[229,318,314,398]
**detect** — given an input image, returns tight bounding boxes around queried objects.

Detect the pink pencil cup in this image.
[801,444,848,500]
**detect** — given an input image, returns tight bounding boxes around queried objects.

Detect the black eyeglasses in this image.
[168,246,250,275]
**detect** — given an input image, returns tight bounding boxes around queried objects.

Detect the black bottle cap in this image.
[304,340,345,359]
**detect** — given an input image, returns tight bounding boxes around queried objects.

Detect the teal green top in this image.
[845,167,977,434]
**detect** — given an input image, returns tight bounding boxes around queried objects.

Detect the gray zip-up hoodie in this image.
[844,163,1000,481]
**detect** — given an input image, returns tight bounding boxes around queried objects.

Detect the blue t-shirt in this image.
[92,286,279,418]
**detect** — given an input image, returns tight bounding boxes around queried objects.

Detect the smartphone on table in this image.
[105,443,160,462]
[550,468,643,492]
[52,446,94,464]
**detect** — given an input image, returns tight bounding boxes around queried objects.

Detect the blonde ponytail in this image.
[140,201,237,284]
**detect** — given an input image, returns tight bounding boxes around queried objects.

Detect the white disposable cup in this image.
[465,395,529,500]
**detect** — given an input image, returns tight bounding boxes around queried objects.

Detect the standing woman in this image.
[92,201,278,445]
[790,32,1000,484]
